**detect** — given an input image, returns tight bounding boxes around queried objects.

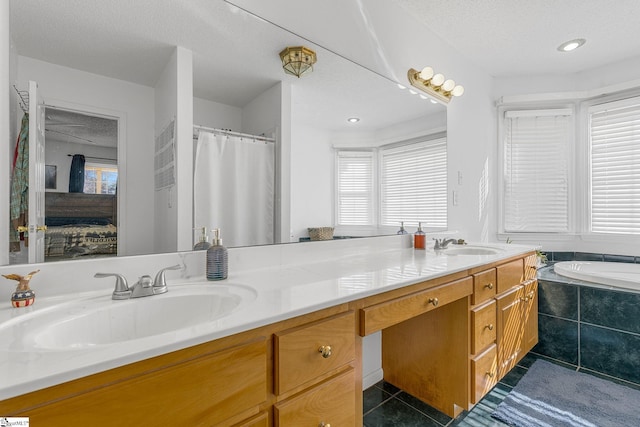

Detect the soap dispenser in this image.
[397,221,408,235]
[414,222,426,249]
[193,227,212,251]
[206,228,228,281]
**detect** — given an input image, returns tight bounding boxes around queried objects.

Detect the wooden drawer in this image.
[496,258,524,294]
[360,276,473,335]
[275,311,355,395]
[471,299,496,355]
[471,344,498,404]
[472,268,496,305]
[19,338,267,426]
[274,368,355,427]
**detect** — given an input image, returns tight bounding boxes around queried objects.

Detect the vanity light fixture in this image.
[279,46,317,78]
[407,66,464,104]
[557,38,586,52]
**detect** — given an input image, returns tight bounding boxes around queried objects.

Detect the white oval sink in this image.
[444,245,503,256]
[0,284,256,350]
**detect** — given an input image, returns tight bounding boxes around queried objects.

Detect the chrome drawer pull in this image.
[484,283,494,290]
[428,297,439,307]
[318,345,332,358]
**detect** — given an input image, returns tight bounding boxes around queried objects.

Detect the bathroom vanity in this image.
[0,239,537,426]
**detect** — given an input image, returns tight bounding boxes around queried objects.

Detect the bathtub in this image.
[554,261,640,291]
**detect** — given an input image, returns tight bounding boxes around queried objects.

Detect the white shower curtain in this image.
[194,131,275,248]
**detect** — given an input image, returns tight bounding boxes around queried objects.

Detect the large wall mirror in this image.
[5,0,445,266]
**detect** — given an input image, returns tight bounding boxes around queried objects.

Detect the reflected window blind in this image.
[336,151,374,225]
[380,138,447,228]
[590,98,640,234]
[503,110,571,232]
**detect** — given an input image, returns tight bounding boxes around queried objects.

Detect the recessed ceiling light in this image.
[557,38,586,52]
[347,117,360,123]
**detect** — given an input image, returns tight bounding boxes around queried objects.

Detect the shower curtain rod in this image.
[67,154,117,162]
[193,124,275,143]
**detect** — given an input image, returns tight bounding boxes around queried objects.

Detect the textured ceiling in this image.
[392,0,640,77]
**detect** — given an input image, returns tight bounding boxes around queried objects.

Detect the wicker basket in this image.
[308,227,334,241]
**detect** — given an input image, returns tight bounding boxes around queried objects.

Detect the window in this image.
[335,151,374,225]
[502,109,572,233]
[84,163,118,194]
[380,138,447,228]
[335,136,447,229]
[589,97,640,234]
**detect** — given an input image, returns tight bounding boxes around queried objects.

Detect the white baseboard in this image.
[362,368,384,391]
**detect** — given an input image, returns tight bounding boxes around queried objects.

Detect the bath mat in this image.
[491,359,640,427]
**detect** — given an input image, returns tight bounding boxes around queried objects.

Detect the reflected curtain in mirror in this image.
[194,131,275,248]
[68,154,85,193]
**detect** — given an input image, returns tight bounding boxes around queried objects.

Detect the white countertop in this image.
[0,239,534,400]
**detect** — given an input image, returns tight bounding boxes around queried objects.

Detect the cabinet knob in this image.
[319,423,331,427]
[428,297,439,307]
[485,324,494,331]
[485,371,495,378]
[318,345,332,358]
[484,283,494,290]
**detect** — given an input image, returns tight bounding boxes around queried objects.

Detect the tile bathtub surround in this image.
[534,265,640,387]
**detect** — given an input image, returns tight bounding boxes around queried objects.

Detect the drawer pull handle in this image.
[485,324,494,331]
[318,345,332,358]
[485,371,495,378]
[319,423,331,427]
[428,297,439,307]
[485,283,494,290]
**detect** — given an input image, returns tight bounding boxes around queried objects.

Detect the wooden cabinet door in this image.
[522,280,539,353]
[496,285,524,378]
[274,368,355,427]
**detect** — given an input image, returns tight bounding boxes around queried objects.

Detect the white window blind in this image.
[380,138,447,228]
[590,98,640,234]
[336,151,374,225]
[503,109,571,232]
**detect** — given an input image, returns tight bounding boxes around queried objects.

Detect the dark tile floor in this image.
[362,352,632,427]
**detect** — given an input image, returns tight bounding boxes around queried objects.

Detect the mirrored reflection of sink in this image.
[444,245,504,256]
[1,284,257,351]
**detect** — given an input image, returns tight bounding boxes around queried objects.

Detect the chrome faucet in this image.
[433,238,458,250]
[95,265,180,300]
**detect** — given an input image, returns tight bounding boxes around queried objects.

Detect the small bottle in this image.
[414,222,426,249]
[206,228,228,281]
[193,227,212,251]
[397,221,408,235]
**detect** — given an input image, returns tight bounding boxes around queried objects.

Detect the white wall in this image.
[290,122,333,240]
[16,56,156,257]
[193,97,242,130]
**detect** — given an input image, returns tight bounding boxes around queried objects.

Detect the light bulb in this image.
[409,89,418,95]
[431,73,445,87]
[442,79,455,92]
[419,66,434,80]
[397,84,406,90]
[452,85,464,97]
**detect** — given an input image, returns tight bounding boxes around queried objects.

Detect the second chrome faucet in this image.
[95,265,181,300]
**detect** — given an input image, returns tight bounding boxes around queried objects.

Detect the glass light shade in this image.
[442,79,455,92]
[279,46,317,78]
[431,73,445,87]
[419,66,434,80]
[451,85,465,97]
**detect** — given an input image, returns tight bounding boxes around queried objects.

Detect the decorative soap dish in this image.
[3,269,40,307]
